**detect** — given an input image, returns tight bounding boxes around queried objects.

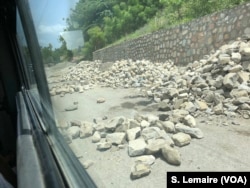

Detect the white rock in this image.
[146,114,159,125]
[80,122,94,138]
[195,100,208,111]
[92,131,101,143]
[223,73,239,89]
[97,98,106,103]
[237,72,250,83]
[175,123,204,139]
[70,120,82,127]
[130,163,151,180]
[128,139,147,157]
[218,54,231,64]
[213,103,224,115]
[231,52,241,63]
[241,47,250,56]
[128,119,140,129]
[182,115,196,127]
[229,65,242,73]
[67,126,80,139]
[106,132,126,145]
[172,132,191,147]
[81,160,94,169]
[65,104,78,111]
[140,120,150,128]
[105,116,126,132]
[96,141,112,151]
[161,145,181,166]
[141,127,161,141]
[145,139,169,154]
[126,127,141,141]
[162,121,175,133]
[134,155,155,165]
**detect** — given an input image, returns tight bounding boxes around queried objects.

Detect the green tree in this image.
[83,26,106,59]
[41,43,54,64]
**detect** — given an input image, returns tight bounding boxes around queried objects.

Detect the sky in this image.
[29,0,82,49]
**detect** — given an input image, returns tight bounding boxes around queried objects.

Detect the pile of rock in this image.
[48,37,250,118]
[48,59,176,96]
[65,111,203,179]
[144,37,250,118]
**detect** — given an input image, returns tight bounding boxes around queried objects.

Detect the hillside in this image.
[65,0,250,60]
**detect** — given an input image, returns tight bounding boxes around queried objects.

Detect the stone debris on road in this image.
[51,36,250,179]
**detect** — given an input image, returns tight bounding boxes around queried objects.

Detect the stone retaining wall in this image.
[93,2,250,65]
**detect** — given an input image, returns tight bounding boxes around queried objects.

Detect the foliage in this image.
[67,0,250,60]
[40,36,73,64]
[68,0,164,59]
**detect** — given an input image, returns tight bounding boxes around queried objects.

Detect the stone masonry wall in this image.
[93,2,250,65]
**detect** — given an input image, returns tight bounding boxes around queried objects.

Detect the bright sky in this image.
[29,0,80,48]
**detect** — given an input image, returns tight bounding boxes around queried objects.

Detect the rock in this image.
[230,89,248,98]
[97,141,112,151]
[115,121,129,132]
[92,131,101,143]
[126,127,141,141]
[241,47,250,56]
[224,103,238,111]
[134,113,146,123]
[146,90,153,97]
[80,122,94,138]
[162,88,179,100]
[195,100,208,111]
[184,102,197,113]
[105,116,126,132]
[65,104,78,111]
[238,72,250,83]
[162,121,175,133]
[158,114,169,121]
[145,139,169,154]
[93,123,105,132]
[223,73,239,89]
[128,139,147,157]
[128,119,140,129]
[140,120,150,128]
[106,132,126,145]
[218,54,231,64]
[229,65,242,73]
[97,98,106,103]
[182,115,196,127]
[213,75,224,88]
[158,101,171,111]
[81,160,94,169]
[232,97,250,105]
[161,145,181,166]
[67,126,80,139]
[240,103,250,110]
[57,119,69,130]
[70,120,82,127]
[146,114,159,125]
[172,132,191,147]
[130,163,151,180]
[172,109,189,122]
[141,127,161,141]
[213,103,224,115]
[118,144,126,149]
[134,155,155,165]
[202,64,213,73]
[175,123,204,139]
[231,52,241,63]
[159,130,175,144]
